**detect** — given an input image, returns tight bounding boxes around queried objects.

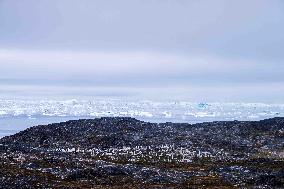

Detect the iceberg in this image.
[0,99,283,123]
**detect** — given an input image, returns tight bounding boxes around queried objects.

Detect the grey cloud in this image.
[0,0,283,102]
[0,0,283,60]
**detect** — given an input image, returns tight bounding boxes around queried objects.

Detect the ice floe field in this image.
[0,98,283,138]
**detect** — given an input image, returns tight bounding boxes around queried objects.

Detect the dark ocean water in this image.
[0,116,91,138]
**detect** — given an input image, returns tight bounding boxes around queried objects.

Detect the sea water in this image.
[0,98,283,138]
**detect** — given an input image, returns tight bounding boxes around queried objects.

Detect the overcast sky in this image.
[0,0,284,102]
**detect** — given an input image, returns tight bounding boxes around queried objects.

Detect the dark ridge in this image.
[0,117,283,188]
[1,117,283,149]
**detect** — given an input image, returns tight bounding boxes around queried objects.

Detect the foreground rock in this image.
[0,117,284,188]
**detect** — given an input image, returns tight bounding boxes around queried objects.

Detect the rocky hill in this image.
[0,117,283,188]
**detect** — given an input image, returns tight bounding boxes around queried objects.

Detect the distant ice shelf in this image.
[0,99,283,123]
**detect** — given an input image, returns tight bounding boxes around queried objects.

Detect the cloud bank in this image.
[0,0,283,102]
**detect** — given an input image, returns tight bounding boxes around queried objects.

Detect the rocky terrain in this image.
[0,117,283,188]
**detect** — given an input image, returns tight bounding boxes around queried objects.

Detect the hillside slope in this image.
[0,117,283,188]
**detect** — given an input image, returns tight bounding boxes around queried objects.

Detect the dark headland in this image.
[0,117,283,188]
